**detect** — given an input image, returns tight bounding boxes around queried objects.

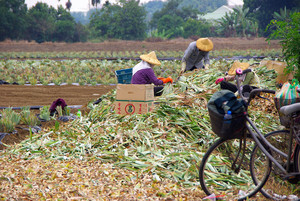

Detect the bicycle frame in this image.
[234,69,294,176]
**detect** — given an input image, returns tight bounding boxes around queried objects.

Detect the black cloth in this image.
[154,86,164,96]
[220,81,257,97]
[185,65,204,72]
[214,91,246,114]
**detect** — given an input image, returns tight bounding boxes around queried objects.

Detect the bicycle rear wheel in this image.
[250,130,297,200]
[199,136,267,200]
[294,144,300,173]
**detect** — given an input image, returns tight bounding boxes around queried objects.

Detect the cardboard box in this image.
[260,60,294,84]
[116,84,154,101]
[114,100,154,115]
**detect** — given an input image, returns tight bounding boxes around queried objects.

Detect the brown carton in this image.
[114,101,154,115]
[260,60,294,84]
[116,84,154,101]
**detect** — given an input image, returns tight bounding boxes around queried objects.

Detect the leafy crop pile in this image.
[1,63,291,200]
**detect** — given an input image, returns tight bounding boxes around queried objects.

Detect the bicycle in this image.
[198,68,300,200]
[250,93,300,199]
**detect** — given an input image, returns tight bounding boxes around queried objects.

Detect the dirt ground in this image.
[0,85,115,148]
[0,37,280,52]
[0,85,115,108]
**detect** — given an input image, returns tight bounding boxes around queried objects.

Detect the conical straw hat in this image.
[196,38,213,52]
[140,51,161,66]
[228,61,250,75]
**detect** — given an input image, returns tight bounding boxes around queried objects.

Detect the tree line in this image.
[0,0,299,43]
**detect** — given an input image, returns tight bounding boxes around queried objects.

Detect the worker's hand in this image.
[180,62,186,75]
[215,77,224,85]
[204,64,209,69]
[162,77,173,84]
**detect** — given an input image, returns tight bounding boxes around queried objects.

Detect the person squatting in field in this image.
[180,38,214,74]
[131,51,173,96]
[215,61,260,97]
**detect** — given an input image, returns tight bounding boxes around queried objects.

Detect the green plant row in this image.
[0,58,283,86]
[0,107,40,133]
[0,49,282,59]
[0,106,71,133]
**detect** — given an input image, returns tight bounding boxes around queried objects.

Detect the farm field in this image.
[0,37,281,53]
[2,38,298,200]
[0,37,281,108]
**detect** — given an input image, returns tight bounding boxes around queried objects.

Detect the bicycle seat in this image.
[280,102,300,116]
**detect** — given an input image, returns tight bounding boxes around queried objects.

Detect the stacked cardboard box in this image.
[114,84,154,115]
[260,60,294,84]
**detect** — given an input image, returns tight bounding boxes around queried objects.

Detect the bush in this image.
[266,12,300,80]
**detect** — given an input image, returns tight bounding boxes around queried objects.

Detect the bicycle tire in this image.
[199,137,267,200]
[250,130,297,200]
[295,144,300,172]
[293,144,300,186]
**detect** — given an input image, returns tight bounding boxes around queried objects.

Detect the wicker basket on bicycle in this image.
[208,89,247,139]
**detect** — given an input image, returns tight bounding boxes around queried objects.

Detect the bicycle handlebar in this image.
[248,89,275,104]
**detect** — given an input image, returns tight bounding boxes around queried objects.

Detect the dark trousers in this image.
[154,86,164,96]
[220,81,257,97]
[185,65,204,72]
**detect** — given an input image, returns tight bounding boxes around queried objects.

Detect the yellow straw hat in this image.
[196,38,213,52]
[228,61,250,75]
[140,51,161,66]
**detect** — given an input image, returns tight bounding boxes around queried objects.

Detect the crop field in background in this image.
[0,37,282,108]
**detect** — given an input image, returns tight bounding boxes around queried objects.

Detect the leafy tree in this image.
[243,0,299,36]
[73,23,88,42]
[182,18,214,38]
[114,0,147,40]
[0,0,28,41]
[217,6,258,37]
[178,0,226,13]
[92,0,101,8]
[71,11,90,25]
[53,6,76,42]
[143,0,165,22]
[89,0,147,40]
[65,0,72,10]
[149,0,200,38]
[266,12,300,80]
[150,0,180,29]
[273,7,291,22]
[27,3,84,43]
[217,11,237,37]
[157,14,184,38]
[89,4,116,39]
[26,3,57,43]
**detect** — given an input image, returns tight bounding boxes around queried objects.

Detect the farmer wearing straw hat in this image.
[131,51,173,96]
[215,61,260,97]
[180,38,214,74]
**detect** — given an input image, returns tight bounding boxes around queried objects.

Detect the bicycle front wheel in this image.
[199,137,267,200]
[250,130,297,200]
